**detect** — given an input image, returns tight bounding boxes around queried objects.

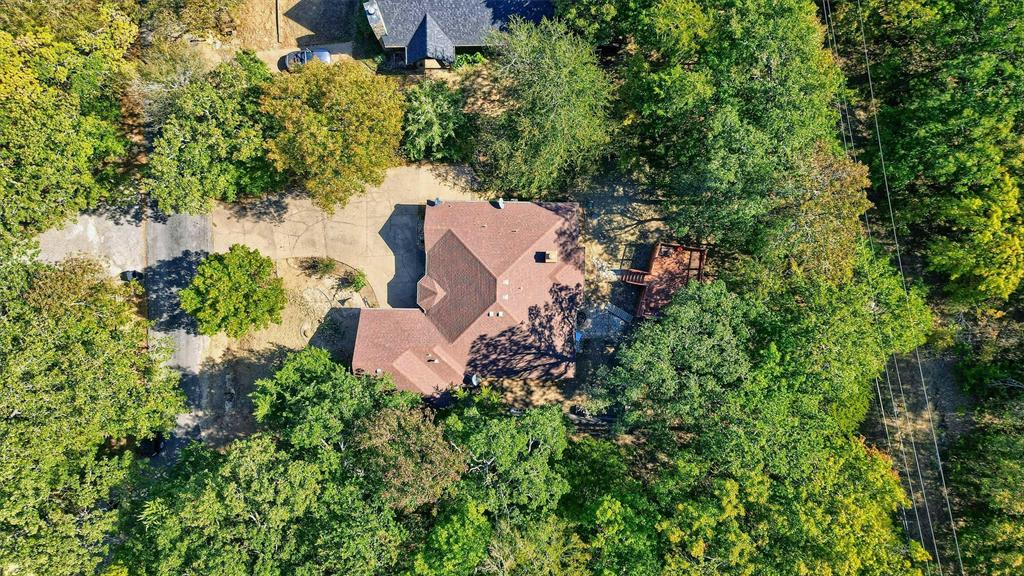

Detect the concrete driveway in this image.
[211,165,479,308]
[37,205,146,275]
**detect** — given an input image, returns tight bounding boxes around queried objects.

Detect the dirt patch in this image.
[198,257,370,444]
[863,353,974,574]
[235,0,357,49]
[460,63,506,117]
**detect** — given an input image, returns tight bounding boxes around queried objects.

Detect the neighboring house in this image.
[362,0,554,66]
[352,200,584,395]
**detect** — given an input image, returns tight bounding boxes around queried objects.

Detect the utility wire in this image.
[819,0,927,562]
[891,354,944,569]
[849,0,967,573]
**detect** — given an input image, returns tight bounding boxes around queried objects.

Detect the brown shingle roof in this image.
[351,201,584,393]
[423,230,497,342]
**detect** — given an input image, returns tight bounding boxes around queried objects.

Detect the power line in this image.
[818,0,933,567]
[874,375,914,535]
[849,0,967,573]
[891,355,944,569]
[884,363,932,576]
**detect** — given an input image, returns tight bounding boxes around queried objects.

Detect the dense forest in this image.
[0,0,1021,574]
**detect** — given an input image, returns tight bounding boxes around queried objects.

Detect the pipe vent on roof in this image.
[363,0,387,38]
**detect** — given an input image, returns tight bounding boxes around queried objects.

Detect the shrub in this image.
[402,79,472,162]
[348,269,368,292]
[453,52,487,70]
[179,244,286,337]
[302,257,337,278]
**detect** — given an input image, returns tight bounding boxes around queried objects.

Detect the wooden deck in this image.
[621,242,706,318]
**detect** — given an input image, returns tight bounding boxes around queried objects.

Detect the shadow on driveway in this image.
[379,204,425,308]
[144,250,207,335]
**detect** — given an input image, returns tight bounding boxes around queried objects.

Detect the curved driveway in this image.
[211,165,478,308]
[37,165,475,459]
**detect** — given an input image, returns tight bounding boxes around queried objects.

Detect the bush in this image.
[179,244,286,337]
[348,269,368,292]
[302,257,337,278]
[402,80,472,162]
[453,52,487,70]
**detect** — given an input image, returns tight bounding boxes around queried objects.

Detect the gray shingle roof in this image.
[407,13,456,64]
[371,0,553,63]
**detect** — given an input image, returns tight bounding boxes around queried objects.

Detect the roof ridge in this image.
[446,227,511,278]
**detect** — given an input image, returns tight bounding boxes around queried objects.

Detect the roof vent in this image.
[544,251,558,263]
[363,1,387,37]
[497,198,505,209]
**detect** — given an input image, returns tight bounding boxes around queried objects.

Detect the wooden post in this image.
[275,0,281,44]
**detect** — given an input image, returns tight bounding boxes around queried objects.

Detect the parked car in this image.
[285,48,331,71]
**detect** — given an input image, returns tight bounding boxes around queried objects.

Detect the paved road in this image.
[37,205,146,275]
[38,206,213,463]
[145,211,212,462]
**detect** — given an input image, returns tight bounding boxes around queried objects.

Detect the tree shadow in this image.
[540,201,586,273]
[427,163,481,194]
[378,204,425,308]
[144,250,207,335]
[283,0,355,46]
[82,199,146,226]
[225,191,295,224]
[579,178,668,247]
[466,283,582,380]
[152,344,293,464]
[309,307,362,365]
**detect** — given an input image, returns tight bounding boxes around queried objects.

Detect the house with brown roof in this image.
[352,200,584,395]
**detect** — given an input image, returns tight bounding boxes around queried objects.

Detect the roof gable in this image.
[369,0,554,58]
[423,230,498,342]
[352,202,583,394]
[407,13,456,64]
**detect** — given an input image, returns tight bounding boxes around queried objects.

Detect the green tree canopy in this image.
[835,0,1024,304]
[261,61,405,211]
[146,50,283,214]
[402,79,472,162]
[179,244,286,337]
[588,250,931,573]
[0,7,133,235]
[0,253,183,575]
[476,18,612,197]
[606,0,843,252]
[952,397,1024,575]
